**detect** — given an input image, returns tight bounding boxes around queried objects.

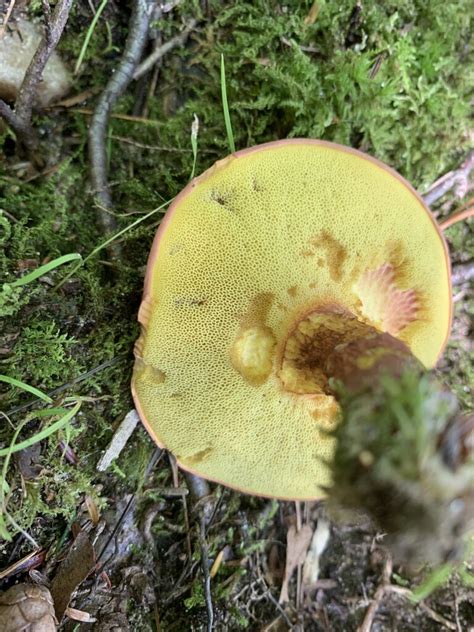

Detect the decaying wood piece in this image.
[423,151,474,206]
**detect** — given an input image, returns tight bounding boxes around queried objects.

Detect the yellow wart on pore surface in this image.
[230,325,276,385]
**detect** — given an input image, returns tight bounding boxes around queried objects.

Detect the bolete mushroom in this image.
[132,139,451,500]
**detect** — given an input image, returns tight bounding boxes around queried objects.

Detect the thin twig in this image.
[451,262,474,285]
[184,471,215,527]
[439,198,474,230]
[133,19,197,80]
[88,0,157,254]
[357,555,393,632]
[15,0,73,123]
[0,99,22,130]
[423,151,474,206]
[386,586,457,630]
[0,0,17,39]
[358,555,458,632]
[184,472,211,502]
[295,501,303,609]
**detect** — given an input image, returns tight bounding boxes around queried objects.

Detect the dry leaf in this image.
[85,495,100,525]
[17,443,42,479]
[279,524,313,603]
[210,549,225,578]
[65,606,96,623]
[267,542,285,584]
[304,1,320,25]
[50,531,95,621]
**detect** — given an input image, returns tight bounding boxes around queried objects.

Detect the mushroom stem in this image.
[325,336,474,565]
[325,331,420,395]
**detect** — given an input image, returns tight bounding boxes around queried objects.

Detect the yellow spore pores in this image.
[132,140,452,500]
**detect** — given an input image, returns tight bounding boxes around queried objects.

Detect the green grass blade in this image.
[220,54,236,153]
[74,0,109,75]
[32,407,68,418]
[9,253,82,288]
[459,565,474,587]
[0,515,12,542]
[56,198,173,289]
[410,564,453,602]
[0,375,53,404]
[0,401,81,458]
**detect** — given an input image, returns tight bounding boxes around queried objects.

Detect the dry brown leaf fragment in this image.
[84,495,100,526]
[0,583,58,631]
[279,524,313,603]
[304,1,320,25]
[210,549,225,578]
[49,531,95,621]
[64,606,96,623]
[17,444,42,480]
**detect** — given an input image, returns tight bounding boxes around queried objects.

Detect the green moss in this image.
[5,322,81,390]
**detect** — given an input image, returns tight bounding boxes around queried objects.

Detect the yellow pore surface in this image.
[132,141,451,500]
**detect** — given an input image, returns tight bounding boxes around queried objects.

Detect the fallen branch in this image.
[358,554,457,632]
[88,0,158,255]
[0,0,17,39]
[451,262,474,285]
[423,151,474,206]
[439,197,474,231]
[357,555,393,632]
[0,0,74,161]
[133,19,197,80]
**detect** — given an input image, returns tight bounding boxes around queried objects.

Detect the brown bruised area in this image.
[278,308,378,394]
[308,231,348,282]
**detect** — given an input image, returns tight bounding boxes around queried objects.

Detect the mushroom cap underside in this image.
[132,139,452,500]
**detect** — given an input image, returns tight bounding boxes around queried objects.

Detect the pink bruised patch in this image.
[355,263,418,335]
